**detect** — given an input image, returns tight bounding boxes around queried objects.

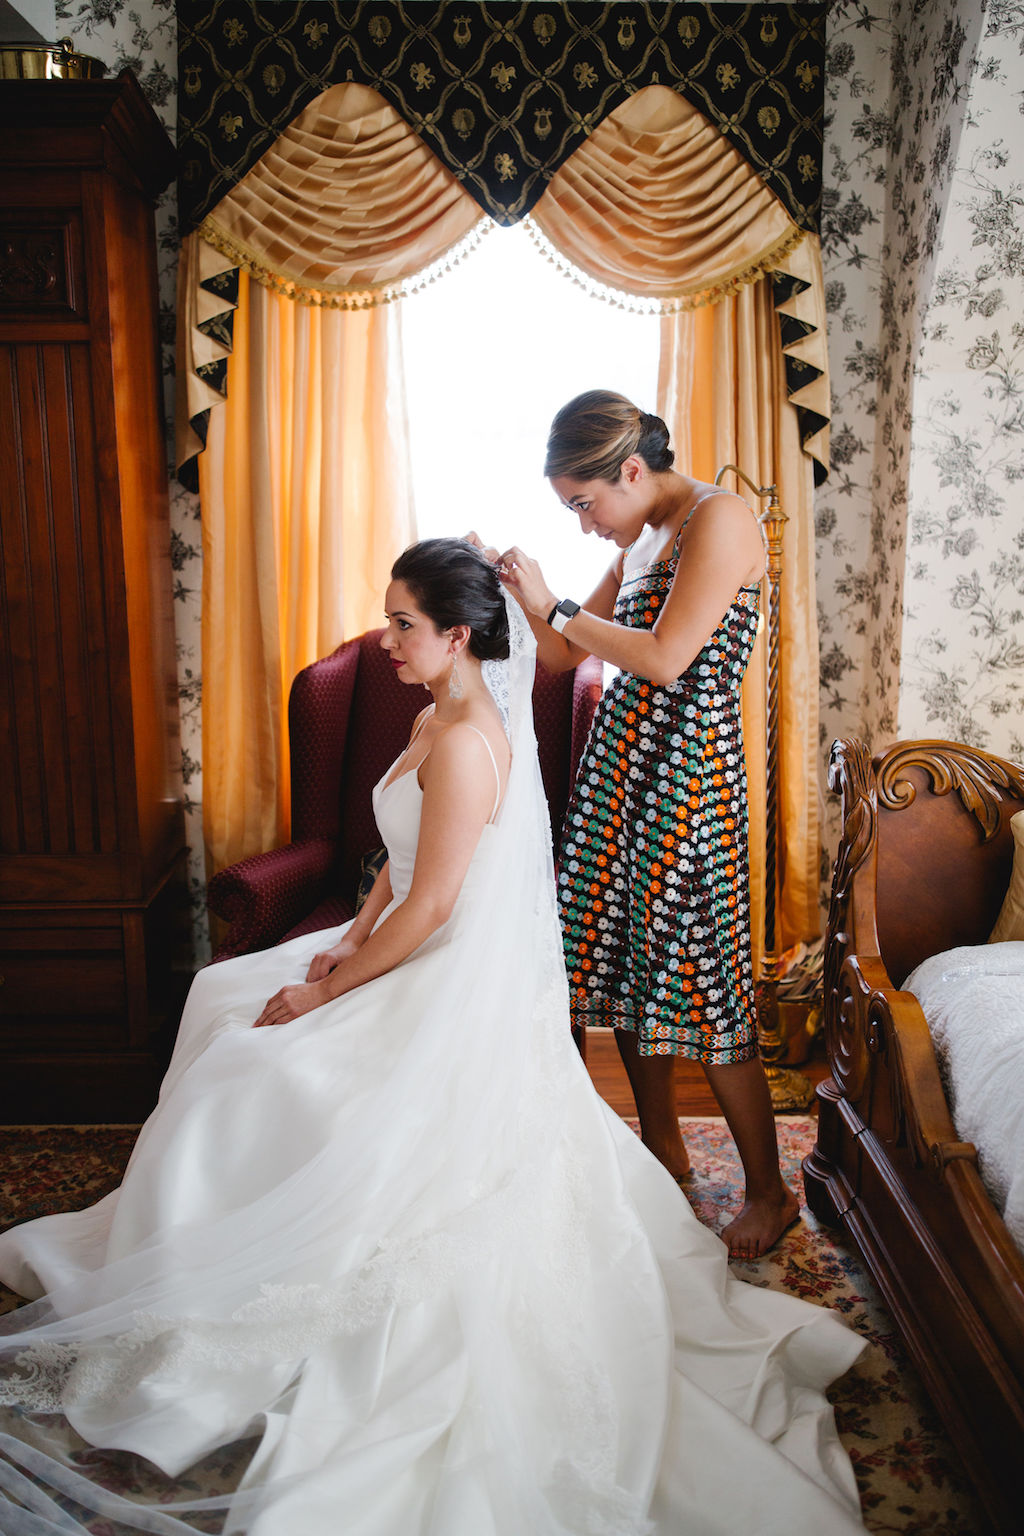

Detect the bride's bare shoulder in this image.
[440,711,508,761]
[425,713,510,798]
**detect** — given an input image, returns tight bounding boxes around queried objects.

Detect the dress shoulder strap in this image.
[408,706,435,746]
[462,725,503,822]
[673,491,721,554]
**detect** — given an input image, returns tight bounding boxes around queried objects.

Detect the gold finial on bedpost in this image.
[713,465,814,1113]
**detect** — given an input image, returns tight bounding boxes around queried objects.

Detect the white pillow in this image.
[990,809,1024,943]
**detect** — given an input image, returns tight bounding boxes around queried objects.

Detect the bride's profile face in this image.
[381,579,454,687]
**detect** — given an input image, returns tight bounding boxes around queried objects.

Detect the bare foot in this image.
[722,1185,800,1261]
[643,1134,691,1183]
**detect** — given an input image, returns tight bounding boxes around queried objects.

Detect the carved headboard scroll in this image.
[876,741,1024,843]
[833,739,1024,991]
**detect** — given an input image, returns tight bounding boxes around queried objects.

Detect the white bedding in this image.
[904,941,1024,1252]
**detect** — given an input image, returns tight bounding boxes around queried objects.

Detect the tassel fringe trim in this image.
[522,220,807,315]
[197,216,495,310]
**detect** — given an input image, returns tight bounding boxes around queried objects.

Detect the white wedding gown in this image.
[0,613,866,1536]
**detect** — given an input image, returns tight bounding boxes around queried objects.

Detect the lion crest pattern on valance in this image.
[177,1,825,234]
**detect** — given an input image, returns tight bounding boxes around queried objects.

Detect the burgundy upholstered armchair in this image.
[206,629,603,961]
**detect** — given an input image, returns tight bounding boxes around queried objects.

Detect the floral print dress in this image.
[557,550,760,1064]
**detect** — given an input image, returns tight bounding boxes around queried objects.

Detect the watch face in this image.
[557,599,580,618]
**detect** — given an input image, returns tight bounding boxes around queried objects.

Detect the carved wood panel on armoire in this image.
[0,72,189,1122]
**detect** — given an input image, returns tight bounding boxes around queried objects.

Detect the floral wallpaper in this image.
[817,0,984,753]
[814,0,1024,897]
[44,0,1024,955]
[870,0,985,747]
[815,0,892,823]
[899,0,1024,756]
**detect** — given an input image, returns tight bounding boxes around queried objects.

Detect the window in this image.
[403,221,660,601]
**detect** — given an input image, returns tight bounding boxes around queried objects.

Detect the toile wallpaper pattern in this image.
[51,0,1024,955]
[815,0,984,871]
[816,0,1024,885]
[899,0,1024,755]
[858,0,983,751]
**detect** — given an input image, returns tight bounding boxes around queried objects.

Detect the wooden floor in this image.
[583,1027,830,1117]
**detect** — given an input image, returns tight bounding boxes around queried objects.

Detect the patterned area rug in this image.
[0,1120,995,1533]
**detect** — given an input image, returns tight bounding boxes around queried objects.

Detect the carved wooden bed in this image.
[802,738,1024,1536]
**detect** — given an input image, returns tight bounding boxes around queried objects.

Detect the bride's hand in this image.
[497,546,556,620]
[253,979,331,1028]
[305,936,359,982]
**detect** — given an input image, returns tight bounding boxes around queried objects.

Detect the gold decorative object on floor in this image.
[714,463,816,1112]
[0,38,106,80]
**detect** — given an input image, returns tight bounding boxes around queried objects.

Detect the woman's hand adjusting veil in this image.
[494,545,557,620]
[465,531,559,625]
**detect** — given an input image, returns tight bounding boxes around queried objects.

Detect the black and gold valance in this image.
[177,1,825,233]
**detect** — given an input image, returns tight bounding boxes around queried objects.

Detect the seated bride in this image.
[0,538,866,1535]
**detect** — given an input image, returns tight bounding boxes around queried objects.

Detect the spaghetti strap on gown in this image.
[0,601,866,1535]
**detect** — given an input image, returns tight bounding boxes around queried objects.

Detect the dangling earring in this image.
[448,647,464,702]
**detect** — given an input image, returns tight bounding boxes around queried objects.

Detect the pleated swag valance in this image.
[176,1,829,490]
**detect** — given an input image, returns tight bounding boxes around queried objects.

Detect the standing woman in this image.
[497,389,799,1261]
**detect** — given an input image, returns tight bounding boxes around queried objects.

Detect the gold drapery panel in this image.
[200,272,415,875]
[182,83,478,876]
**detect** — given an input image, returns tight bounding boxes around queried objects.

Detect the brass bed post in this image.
[713,465,815,1111]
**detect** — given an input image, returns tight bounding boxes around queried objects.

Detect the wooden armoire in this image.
[0,73,187,1122]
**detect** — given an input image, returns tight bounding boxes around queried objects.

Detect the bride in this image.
[0,539,865,1534]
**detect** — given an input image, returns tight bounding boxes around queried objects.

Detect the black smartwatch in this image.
[547,598,581,634]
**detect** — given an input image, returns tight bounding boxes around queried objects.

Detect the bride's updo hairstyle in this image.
[391,538,510,661]
[544,389,674,483]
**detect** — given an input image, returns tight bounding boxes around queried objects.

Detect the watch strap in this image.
[550,598,580,635]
